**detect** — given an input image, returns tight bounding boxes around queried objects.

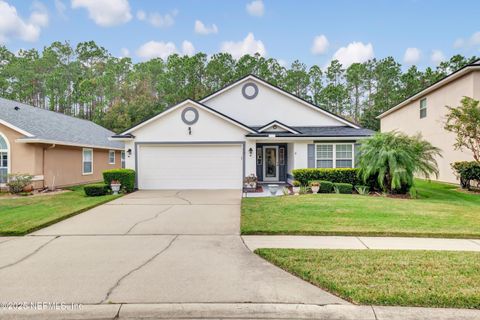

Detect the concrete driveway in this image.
[0,190,346,305]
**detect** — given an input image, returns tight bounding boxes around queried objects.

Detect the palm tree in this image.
[358,131,441,193]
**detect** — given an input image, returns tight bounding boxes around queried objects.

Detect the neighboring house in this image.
[378,60,480,184]
[0,98,124,189]
[111,75,374,189]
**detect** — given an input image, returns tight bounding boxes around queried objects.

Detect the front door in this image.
[263,146,279,181]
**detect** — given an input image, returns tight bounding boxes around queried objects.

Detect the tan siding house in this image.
[378,61,480,184]
[0,98,124,189]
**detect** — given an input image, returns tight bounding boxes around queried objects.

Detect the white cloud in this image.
[194,20,218,35]
[0,0,49,43]
[331,41,374,67]
[453,31,480,49]
[136,40,195,60]
[182,40,195,56]
[311,35,329,55]
[220,32,266,59]
[120,47,129,57]
[246,0,264,17]
[136,9,177,28]
[431,50,445,65]
[71,0,132,27]
[403,47,421,64]
[54,0,67,18]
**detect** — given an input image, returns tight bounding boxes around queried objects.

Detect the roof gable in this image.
[257,120,301,134]
[122,99,256,135]
[201,74,359,128]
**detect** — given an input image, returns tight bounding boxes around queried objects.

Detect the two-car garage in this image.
[137,144,244,190]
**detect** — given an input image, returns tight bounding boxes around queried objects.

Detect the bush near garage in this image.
[103,169,136,193]
[333,182,353,194]
[84,184,109,196]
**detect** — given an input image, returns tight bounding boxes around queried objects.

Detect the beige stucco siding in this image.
[44,147,121,188]
[380,71,477,183]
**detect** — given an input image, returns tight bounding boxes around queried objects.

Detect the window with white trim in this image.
[0,133,8,184]
[315,143,354,168]
[109,150,115,164]
[420,98,427,118]
[82,148,93,174]
[121,150,126,169]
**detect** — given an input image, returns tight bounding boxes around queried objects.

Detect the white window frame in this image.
[82,148,93,175]
[315,143,355,169]
[121,150,126,169]
[109,150,115,164]
[0,132,10,185]
[420,98,427,119]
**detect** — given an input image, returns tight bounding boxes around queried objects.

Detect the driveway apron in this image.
[0,190,347,305]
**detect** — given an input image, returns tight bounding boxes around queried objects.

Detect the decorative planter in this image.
[268,184,279,196]
[244,182,257,189]
[311,186,320,194]
[292,186,300,195]
[111,183,121,195]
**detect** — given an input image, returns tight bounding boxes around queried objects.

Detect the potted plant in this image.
[292,180,301,195]
[310,181,320,194]
[110,179,122,195]
[243,174,257,191]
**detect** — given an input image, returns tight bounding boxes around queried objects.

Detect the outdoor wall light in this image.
[248,147,253,157]
[127,148,132,156]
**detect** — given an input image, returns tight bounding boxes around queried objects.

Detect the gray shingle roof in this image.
[0,97,123,149]
[248,126,375,137]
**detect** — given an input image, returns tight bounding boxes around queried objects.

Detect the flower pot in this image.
[311,186,320,194]
[111,183,121,195]
[268,184,279,196]
[292,186,300,195]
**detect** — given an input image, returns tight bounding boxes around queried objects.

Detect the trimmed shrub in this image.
[318,180,333,193]
[333,182,353,194]
[84,183,109,196]
[103,169,136,193]
[452,161,480,189]
[293,168,359,186]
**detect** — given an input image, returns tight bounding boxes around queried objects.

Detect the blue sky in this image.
[2,0,480,69]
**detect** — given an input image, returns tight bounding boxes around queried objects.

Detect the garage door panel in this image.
[138,145,243,189]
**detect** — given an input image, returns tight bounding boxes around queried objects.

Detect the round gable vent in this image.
[181,107,199,125]
[241,82,259,100]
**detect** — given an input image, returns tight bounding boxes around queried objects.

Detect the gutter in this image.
[16,138,123,151]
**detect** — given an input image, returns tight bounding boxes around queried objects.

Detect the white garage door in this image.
[138,144,243,189]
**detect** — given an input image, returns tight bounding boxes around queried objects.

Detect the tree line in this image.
[0,41,477,132]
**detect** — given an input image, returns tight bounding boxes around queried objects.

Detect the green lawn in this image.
[0,186,120,235]
[256,249,480,309]
[242,180,480,238]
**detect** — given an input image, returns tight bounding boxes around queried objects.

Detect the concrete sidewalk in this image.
[1,303,479,320]
[242,235,480,251]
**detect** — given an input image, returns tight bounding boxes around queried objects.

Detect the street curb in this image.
[1,303,479,320]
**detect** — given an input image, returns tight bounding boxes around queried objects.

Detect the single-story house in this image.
[378,59,480,184]
[0,98,124,189]
[111,75,374,189]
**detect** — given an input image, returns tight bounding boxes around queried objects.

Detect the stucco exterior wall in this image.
[380,71,477,183]
[43,146,121,188]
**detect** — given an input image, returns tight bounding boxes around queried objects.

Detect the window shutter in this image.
[354,143,361,168]
[308,144,315,168]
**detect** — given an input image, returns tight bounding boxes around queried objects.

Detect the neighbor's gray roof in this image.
[0,97,123,149]
[248,126,375,137]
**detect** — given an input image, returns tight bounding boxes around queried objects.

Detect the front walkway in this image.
[243,235,480,251]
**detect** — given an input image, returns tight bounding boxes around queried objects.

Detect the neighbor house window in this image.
[121,151,126,169]
[0,133,8,184]
[109,150,115,164]
[420,98,427,118]
[316,144,354,168]
[82,148,93,175]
